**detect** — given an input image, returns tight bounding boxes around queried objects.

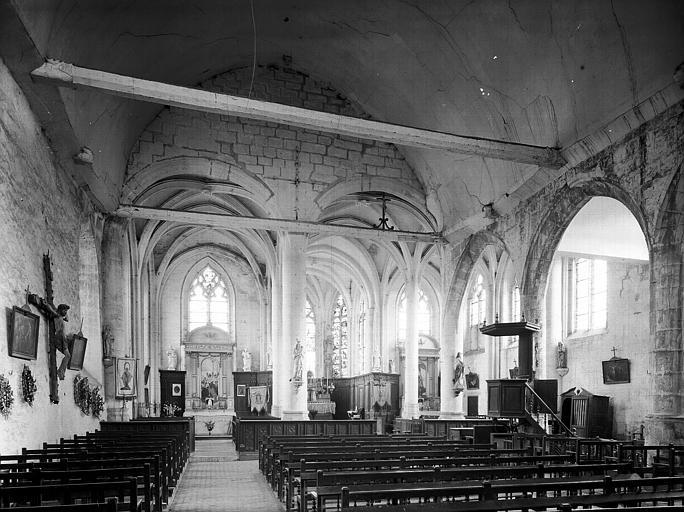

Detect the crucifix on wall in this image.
[28,253,72,404]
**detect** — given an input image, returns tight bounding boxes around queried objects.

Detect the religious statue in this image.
[102,324,113,360]
[241,348,252,371]
[266,345,273,370]
[453,352,464,388]
[166,346,178,370]
[557,341,568,369]
[371,350,382,372]
[28,254,73,403]
[292,338,304,383]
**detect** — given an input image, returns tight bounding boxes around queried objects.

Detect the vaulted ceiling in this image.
[2,0,682,234]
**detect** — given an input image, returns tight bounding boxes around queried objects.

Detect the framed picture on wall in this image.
[8,306,40,360]
[465,372,480,390]
[602,358,630,384]
[67,334,87,370]
[115,357,137,398]
[237,384,246,397]
[171,383,182,397]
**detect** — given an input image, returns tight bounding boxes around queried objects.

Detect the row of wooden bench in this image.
[0,424,191,512]
[258,433,684,512]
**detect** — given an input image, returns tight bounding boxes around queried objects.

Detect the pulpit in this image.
[481,320,558,418]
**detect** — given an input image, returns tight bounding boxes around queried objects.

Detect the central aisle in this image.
[170,438,285,512]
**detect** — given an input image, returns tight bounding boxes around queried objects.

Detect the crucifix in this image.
[611,346,618,358]
[28,253,72,404]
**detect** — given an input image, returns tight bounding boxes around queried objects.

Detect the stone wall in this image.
[126,64,422,217]
[507,100,684,442]
[545,256,650,438]
[0,58,100,452]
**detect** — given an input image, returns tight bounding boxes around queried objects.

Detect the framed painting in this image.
[8,306,39,360]
[465,372,480,390]
[67,334,87,370]
[602,358,630,384]
[171,383,182,397]
[116,357,137,398]
[237,384,246,397]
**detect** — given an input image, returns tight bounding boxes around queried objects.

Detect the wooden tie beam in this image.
[31,60,566,168]
[115,204,444,243]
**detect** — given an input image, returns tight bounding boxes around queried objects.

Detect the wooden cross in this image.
[611,346,618,358]
[28,253,71,404]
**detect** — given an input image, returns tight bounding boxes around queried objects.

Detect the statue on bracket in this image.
[452,352,465,396]
[291,338,304,389]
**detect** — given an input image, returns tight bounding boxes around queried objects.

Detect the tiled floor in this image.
[170,438,285,512]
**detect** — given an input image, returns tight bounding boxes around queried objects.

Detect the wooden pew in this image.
[6,498,118,512]
[305,464,637,512]
[0,467,151,512]
[269,446,530,492]
[281,454,576,509]
[339,489,684,511]
[329,475,684,512]
[0,478,140,512]
[33,466,152,512]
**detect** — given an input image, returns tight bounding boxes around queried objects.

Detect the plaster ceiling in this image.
[5,0,684,229]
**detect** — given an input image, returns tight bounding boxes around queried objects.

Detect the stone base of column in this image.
[270,405,283,418]
[281,410,309,420]
[402,403,420,419]
[644,414,684,444]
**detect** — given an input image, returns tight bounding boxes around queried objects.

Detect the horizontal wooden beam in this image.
[32,60,566,168]
[114,204,444,243]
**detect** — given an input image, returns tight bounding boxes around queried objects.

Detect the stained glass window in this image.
[332,294,349,377]
[188,265,229,332]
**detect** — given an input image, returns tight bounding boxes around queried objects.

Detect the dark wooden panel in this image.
[232,419,376,456]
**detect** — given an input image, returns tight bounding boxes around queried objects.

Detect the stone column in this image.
[440,299,464,418]
[402,274,420,419]
[270,270,284,417]
[281,234,309,420]
[646,246,683,443]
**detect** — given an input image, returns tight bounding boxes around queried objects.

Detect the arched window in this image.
[469,274,486,326]
[188,265,229,332]
[397,288,431,341]
[332,294,349,377]
[511,285,521,322]
[305,300,316,377]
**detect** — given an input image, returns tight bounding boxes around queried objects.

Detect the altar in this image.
[182,326,237,435]
[307,377,336,419]
[192,409,233,436]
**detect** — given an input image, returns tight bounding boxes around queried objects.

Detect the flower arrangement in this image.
[73,375,91,415]
[21,365,37,406]
[0,374,14,417]
[162,403,181,417]
[90,386,104,418]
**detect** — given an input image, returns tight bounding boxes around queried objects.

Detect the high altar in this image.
[182,326,236,435]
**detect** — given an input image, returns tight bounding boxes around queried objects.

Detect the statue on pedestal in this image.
[241,348,252,371]
[166,346,177,370]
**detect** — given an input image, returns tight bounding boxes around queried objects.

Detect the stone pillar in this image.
[270,270,284,417]
[101,218,133,418]
[646,246,684,443]
[402,274,420,419]
[440,298,464,418]
[280,234,309,420]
